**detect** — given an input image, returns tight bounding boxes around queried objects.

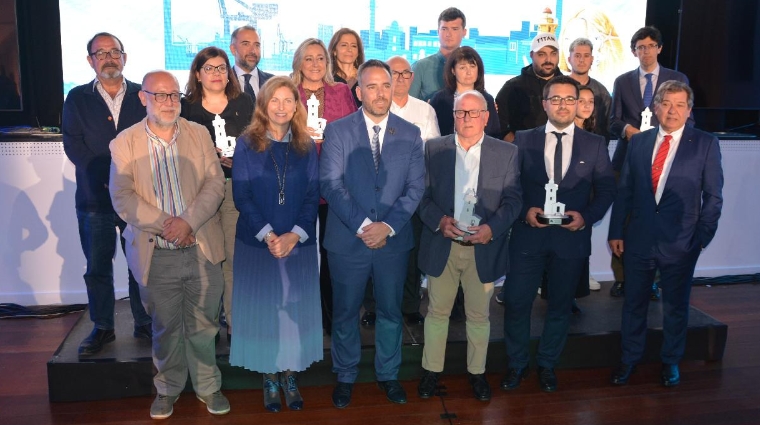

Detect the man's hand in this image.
[625,126,641,140]
[463,224,493,244]
[525,207,549,228]
[503,132,515,143]
[439,215,465,239]
[609,239,624,258]
[268,232,300,258]
[561,211,586,232]
[162,217,193,246]
[358,222,391,249]
[306,127,323,142]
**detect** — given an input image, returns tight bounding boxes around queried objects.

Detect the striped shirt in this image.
[94,79,127,128]
[145,122,191,249]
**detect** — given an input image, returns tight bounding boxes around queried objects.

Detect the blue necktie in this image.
[642,73,654,108]
[243,73,256,103]
[371,125,381,172]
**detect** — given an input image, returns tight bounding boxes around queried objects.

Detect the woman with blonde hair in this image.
[230,76,322,413]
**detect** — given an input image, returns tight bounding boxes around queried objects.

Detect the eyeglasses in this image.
[545,96,577,105]
[90,49,124,60]
[635,43,659,52]
[142,90,183,103]
[453,109,486,119]
[391,70,412,79]
[202,64,228,74]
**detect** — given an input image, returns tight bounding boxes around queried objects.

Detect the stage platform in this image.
[47,282,727,402]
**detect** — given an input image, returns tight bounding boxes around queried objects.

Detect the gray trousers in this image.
[220,180,239,329]
[140,245,224,397]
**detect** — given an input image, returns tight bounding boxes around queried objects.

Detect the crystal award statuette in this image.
[306,94,328,140]
[212,114,236,157]
[456,189,482,237]
[537,179,571,225]
[640,107,654,132]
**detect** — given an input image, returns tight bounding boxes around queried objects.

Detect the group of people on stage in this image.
[61,6,723,420]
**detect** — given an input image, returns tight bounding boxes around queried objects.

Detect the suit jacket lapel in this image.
[559,132,583,189]
[533,127,550,184]
[642,130,658,194]
[628,69,644,111]
[662,126,693,195]
[354,112,376,174]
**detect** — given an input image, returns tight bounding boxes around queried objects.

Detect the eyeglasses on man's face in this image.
[635,43,659,52]
[544,96,577,105]
[90,49,124,60]
[391,70,413,80]
[453,109,486,119]
[142,90,183,103]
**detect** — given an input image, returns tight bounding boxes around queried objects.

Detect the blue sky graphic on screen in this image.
[60,0,645,98]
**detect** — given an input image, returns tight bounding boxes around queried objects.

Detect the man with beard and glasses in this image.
[62,32,152,356]
[320,59,425,409]
[109,70,229,419]
[229,25,274,107]
[496,32,564,142]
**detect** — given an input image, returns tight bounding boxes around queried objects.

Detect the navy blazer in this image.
[319,111,425,255]
[62,79,146,213]
[609,66,691,170]
[510,126,616,259]
[418,134,522,283]
[608,126,723,258]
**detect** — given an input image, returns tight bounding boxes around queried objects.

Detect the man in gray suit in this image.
[417,90,522,401]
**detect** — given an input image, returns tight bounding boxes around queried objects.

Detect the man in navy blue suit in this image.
[609,81,723,387]
[502,75,616,393]
[320,59,425,408]
[608,26,691,298]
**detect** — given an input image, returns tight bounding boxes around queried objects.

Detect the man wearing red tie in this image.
[608,81,724,387]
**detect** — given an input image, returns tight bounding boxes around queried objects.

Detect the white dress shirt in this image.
[639,64,661,98]
[543,121,575,182]
[652,125,685,204]
[390,96,441,142]
[453,133,484,222]
[234,66,260,96]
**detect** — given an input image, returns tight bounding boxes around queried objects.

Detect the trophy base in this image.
[537,214,572,225]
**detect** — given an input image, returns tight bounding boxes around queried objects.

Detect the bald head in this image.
[386,56,414,102]
[141,70,180,91]
[139,70,182,131]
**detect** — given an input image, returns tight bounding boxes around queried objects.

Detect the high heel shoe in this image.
[262,373,282,412]
[280,370,304,410]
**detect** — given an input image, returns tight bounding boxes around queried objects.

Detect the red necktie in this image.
[651,134,672,193]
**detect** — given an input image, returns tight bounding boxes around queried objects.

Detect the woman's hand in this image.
[267,232,300,258]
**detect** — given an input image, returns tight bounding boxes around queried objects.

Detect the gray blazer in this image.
[418,134,522,283]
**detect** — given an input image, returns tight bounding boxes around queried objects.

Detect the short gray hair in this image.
[654,80,694,109]
[569,37,593,53]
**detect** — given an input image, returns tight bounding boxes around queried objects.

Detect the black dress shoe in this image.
[377,380,407,404]
[133,323,152,340]
[571,299,582,315]
[537,366,557,393]
[500,367,529,390]
[78,328,115,356]
[611,363,636,385]
[332,382,353,409]
[417,370,440,398]
[610,281,625,297]
[661,364,680,387]
[469,373,491,401]
[404,312,425,325]
[651,282,661,301]
[361,311,376,326]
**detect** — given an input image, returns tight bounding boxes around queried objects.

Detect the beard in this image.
[533,61,558,78]
[363,98,390,118]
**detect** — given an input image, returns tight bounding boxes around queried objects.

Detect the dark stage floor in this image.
[47,282,726,402]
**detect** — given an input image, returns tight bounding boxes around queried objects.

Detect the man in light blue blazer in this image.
[320,59,425,408]
[609,81,723,387]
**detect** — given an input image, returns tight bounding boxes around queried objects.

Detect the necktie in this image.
[371,125,381,172]
[642,73,654,108]
[551,131,565,185]
[652,134,672,193]
[243,73,256,103]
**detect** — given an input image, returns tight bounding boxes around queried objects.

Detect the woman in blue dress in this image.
[230,76,321,412]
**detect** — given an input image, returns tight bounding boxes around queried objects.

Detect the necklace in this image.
[270,143,290,205]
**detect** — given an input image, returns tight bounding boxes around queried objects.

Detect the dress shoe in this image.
[500,367,529,390]
[377,380,407,404]
[404,312,425,325]
[417,369,440,398]
[537,366,557,393]
[610,281,625,297]
[571,299,582,315]
[495,289,505,305]
[361,311,376,326]
[133,323,152,340]
[262,373,282,412]
[661,364,680,387]
[651,282,661,301]
[332,382,353,409]
[611,363,636,385]
[78,328,115,356]
[468,373,491,401]
[280,371,303,410]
